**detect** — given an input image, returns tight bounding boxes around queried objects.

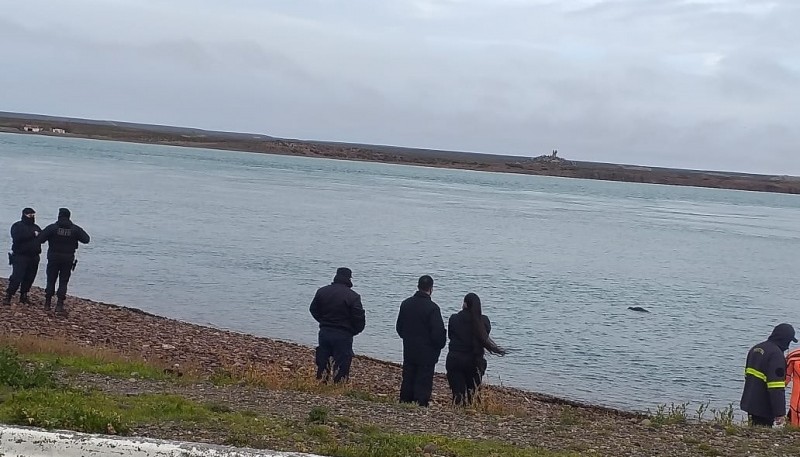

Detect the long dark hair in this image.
[464,293,507,356]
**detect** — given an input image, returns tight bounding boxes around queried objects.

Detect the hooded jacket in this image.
[740,324,796,419]
[10,216,42,256]
[36,216,90,260]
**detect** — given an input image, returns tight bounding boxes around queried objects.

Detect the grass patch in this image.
[0,346,55,389]
[0,336,174,381]
[321,430,577,457]
[648,402,688,425]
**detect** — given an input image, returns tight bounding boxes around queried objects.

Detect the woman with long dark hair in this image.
[445,292,507,405]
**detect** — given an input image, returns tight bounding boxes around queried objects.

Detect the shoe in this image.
[2,295,10,306]
[55,299,67,316]
[19,293,29,305]
[44,296,52,311]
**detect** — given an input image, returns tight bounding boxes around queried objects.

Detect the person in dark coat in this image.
[35,208,90,314]
[4,208,42,306]
[740,323,797,427]
[309,267,365,383]
[395,275,446,406]
[445,293,507,405]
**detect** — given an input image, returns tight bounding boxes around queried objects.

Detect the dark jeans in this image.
[6,254,40,297]
[749,415,774,427]
[446,352,487,406]
[45,257,73,300]
[315,328,354,383]
[399,361,436,406]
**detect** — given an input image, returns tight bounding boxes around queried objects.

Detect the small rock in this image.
[640,419,652,426]
[127,378,137,382]
[423,443,437,454]
[161,344,176,350]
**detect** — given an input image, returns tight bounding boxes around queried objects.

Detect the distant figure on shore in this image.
[740,323,797,427]
[35,208,90,314]
[786,347,800,427]
[309,267,365,383]
[446,293,507,406]
[396,275,446,407]
[4,208,41,306]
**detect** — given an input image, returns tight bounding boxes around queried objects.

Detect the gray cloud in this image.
[0,0,798,174]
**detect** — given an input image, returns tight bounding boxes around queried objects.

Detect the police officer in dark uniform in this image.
[4,208,42,306]
[309,267,366,383]
[35,208,90,314]
[740,323,797,427]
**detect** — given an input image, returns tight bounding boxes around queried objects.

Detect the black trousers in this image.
[315,328,354,383]
[45,257,73,300]
[399,361,436,406]
[6,254,40,297]
[446,352,487,406]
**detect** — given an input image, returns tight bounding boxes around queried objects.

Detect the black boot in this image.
[2,293,10,306]
[19,293,29,305]
[55,298,67,316]
[44,295,52,311]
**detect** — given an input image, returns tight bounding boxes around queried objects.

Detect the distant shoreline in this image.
[2,112,799,195]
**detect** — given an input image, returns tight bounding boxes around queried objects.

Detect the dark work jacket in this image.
[395,291,446,365]
[447,309,491,358]
[36,217,90,260]
[309,282,366,336]
[740,339,787,418]
[10,217,42,256]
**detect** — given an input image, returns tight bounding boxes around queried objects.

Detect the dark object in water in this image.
[627,306,649,313]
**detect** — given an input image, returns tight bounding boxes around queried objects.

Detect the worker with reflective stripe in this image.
[786,348,800,427]
[740,323,797,427]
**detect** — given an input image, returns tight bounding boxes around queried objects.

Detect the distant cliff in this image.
[2,112,798,194]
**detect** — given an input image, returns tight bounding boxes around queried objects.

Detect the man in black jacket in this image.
[309,267,365,383]
[36,208,90,314]
[740,323,797,427]
[395,275,446,406]
[4,208,42,306]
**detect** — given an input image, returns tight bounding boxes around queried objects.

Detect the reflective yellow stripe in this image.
[746,367,767,382]
[768,381,786,389]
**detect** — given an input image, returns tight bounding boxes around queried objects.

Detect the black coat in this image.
[740,339,787,418]
[36,217,90,260]
[447,309,491,358]
[309,282,366,336]
[396,291,446,365]
[10,217,42,256]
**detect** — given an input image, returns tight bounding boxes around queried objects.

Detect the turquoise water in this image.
[1,132,799,413]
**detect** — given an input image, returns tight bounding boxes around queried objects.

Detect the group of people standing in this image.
[4,207,90,314]
[310,268,506,406]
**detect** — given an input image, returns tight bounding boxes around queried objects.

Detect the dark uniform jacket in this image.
[396,291,446,365]
[740,339,787,418]
[36,217,91,260]
[309,282,365,336]
[10,217,42,256]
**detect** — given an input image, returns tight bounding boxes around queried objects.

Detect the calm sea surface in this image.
[2,132,798,413]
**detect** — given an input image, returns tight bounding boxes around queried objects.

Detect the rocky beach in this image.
[1,278,799,456]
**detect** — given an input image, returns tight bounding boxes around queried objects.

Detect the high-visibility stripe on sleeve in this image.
[746,367,767,382]
[767,381,786,389]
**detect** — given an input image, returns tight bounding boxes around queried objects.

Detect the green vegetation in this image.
[1,343,574,456]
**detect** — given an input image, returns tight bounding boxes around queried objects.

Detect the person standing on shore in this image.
[35,208,90,314]
[396,275,446,406]
[445,293,507,406]
[4,208,42,306]
[785,347,800,427]
[740,323,797,427]
[309,267,365,383]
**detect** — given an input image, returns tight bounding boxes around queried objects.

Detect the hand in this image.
[775,416,786,426]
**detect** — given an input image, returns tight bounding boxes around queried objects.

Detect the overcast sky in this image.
[1,0,798,174]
